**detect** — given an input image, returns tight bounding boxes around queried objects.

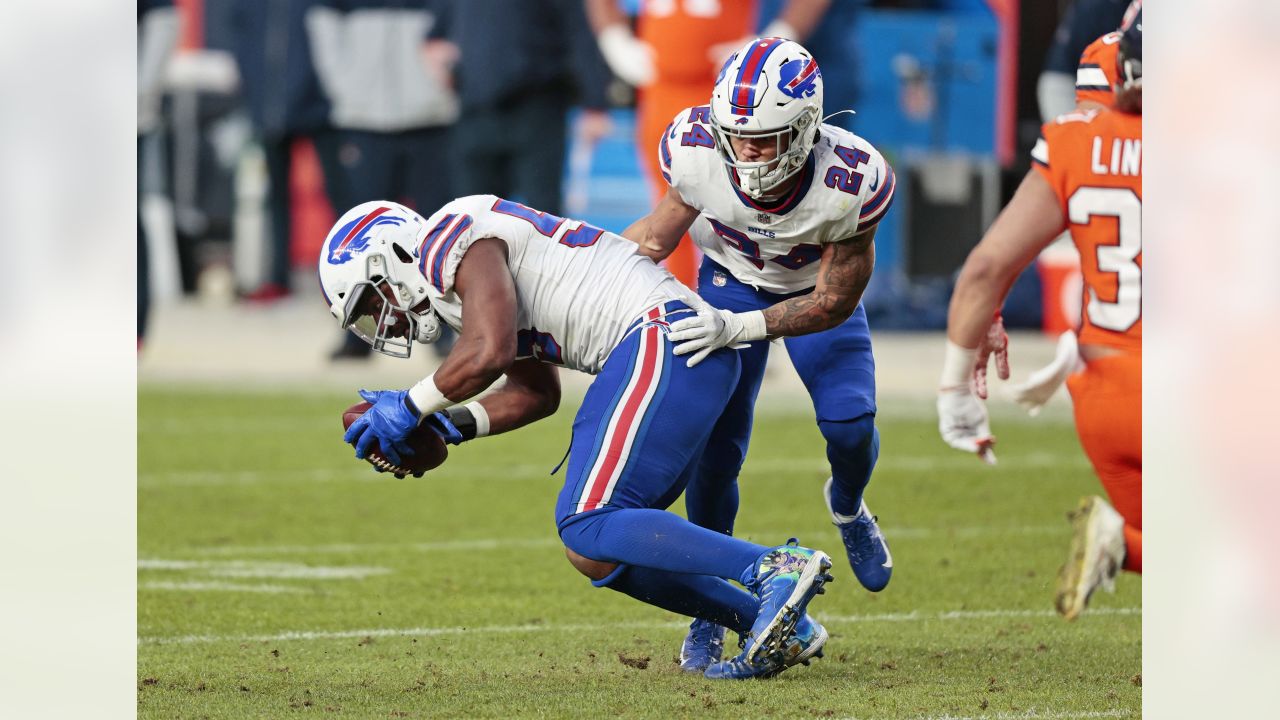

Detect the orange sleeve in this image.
[1030,121,1071,212]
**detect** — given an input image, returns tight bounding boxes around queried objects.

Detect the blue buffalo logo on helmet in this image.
[778,57,821,100]
[715,52,737,86]
[326,206,406,265]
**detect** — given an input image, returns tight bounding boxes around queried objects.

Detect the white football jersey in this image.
[660,105,896,294]
[413,195,699,375]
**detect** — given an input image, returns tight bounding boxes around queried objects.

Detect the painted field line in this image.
[138,417,337,434]
[138,606,1139,646]
[138,558,390,579]
[180,525,1063,557]
[817,607,1140,624]
[139,452,1088,489]
[187,538,563,556]
[139,581,303,594]
[839,708,1134,720]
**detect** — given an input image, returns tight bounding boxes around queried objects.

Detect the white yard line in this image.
[838,709,1134,720]
[138,559,391,579]
[818,607,1141,624]
[137,418,338,434]
[137,606,1139,646]
[139,453,1088,489]
[178,525,1064,557]
[187,538,564,556]
[139,581,304,594]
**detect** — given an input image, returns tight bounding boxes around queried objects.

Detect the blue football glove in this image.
[343,389,420,466]
[423,411,466,445]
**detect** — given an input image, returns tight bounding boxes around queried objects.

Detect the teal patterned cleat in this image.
[781,613,828,668]
[677,619,725,673]
[705,540,834,680]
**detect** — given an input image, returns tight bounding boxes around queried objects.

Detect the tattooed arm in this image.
[761,226,876,338]
[667,225,877,366]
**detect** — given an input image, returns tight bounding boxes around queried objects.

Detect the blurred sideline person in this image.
[586,0,831,288]
[317,197,835,680]
[426,0,612,217]
[938,12,1143,620]
[1038,0,1131,121]
[306,0,461,360]
[139,0,180,349]
[621,37,895,671]
[231,0,347,303]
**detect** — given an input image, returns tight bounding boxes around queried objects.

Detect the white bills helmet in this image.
[317,200,444,358]
[710,37,824,198]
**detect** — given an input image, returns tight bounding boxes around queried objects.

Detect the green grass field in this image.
[138,387,1140,719]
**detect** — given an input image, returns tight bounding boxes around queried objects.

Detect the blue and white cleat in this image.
[705,540,834,680]
[824,477,893,592]
[677,619,725,673]
[780,613,828,669]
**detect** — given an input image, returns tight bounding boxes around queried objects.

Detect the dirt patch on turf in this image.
[617,652,650,670]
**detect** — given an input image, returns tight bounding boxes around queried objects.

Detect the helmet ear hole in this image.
[391,243,415,265]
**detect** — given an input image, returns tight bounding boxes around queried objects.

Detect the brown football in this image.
[341,401,448,478]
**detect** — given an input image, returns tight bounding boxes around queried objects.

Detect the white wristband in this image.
[408,374,452,420]
[738,310,768,342]
[761,19,798,41]
[463,401,490,438]
[940,340,978,390]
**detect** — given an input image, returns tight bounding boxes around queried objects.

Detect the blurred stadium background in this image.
[139,0,1097,344]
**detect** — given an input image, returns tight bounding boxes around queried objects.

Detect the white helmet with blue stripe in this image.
[317,200,444,358]
[709,37,824,198]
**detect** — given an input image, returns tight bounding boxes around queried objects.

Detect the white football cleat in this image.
[1055,495,1127,621]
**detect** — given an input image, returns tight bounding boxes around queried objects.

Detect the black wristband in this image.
[443,406,478,441]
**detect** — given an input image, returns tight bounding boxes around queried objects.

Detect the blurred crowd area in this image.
[138,0,1127,357]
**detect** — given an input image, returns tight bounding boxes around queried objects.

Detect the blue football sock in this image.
[821,414,879,517]
[683,460,740,536]
[594,565,756,634]
[559,507,767,586]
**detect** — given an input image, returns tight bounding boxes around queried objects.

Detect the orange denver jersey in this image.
[1075,32,1121,108]
[1032,109,1142,352]
[637,0,755,84]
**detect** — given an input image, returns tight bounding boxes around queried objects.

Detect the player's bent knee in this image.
[819,413,877,454]
[563,546,618,581]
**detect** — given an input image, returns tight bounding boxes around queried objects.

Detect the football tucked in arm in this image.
[341,402,448,478]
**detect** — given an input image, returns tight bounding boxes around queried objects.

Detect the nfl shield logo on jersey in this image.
[713,271,727,287]
[756,212,772,225]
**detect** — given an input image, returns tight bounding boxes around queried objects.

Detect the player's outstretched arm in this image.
[938,169,1067,464]
[947,171,1066,351]
[622,186,700,263]
[407,238,518,418]
[761,226,876,338]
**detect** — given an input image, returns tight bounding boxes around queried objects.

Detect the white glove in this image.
[598,24,656,87]
[668,308,767,368]
[973,313,1010,400]
[937,387,998,465]
[1008,331,1083,416]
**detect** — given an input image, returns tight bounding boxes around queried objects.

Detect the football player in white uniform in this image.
[317,197,834,679]
[622,37,896,672]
